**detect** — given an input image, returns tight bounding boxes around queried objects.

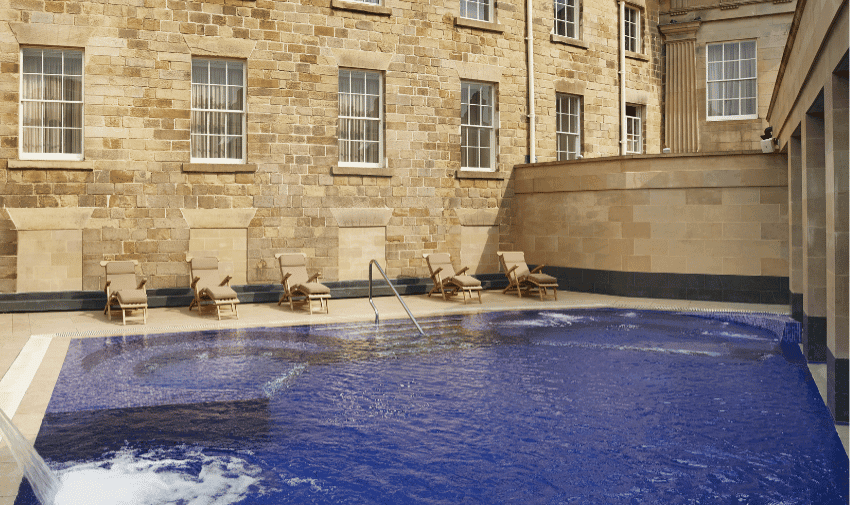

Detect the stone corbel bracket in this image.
[5,208,95,230]
[181,208,258,229]
[330,208,394,227]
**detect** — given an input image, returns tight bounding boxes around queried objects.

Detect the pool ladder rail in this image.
[368,260,426,336]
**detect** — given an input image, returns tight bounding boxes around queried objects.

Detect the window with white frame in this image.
[20,48,84,160]
[338,69,383,166]
[351,0,380,4]
[625,104,643,154]
[191,59,245,162]
[556,93,581,160]
[706,40,757,120]
[461,81,495,171]
[624,5,641,53]
[460,0,492,22]
[554,0,578,39]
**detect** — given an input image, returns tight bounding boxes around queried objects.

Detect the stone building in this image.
[0,0,664,294]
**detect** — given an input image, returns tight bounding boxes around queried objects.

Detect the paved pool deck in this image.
[0,290,847,504]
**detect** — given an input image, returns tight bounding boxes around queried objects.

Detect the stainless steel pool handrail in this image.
[368,259,425,335]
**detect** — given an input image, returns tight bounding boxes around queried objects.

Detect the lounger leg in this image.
[122,308,126,325]
[477,290,482,304]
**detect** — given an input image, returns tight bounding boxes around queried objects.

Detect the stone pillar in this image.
[660,21,701,153]
[788,135,804,321]
[802,112,827,362]
[824,72,849,422]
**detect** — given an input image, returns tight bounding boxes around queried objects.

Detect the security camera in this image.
[760,138,775,153]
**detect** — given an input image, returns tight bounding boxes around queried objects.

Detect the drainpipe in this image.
[618,0,626,156]
[527,0,536,163]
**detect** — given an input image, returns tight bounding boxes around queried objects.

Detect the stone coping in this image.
[6,160,94,170]
[513,151,787,192]
[453,16,504,32]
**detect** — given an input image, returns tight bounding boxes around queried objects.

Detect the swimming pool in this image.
[15,309,849,504]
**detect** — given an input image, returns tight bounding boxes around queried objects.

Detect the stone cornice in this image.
[658,20,701,42]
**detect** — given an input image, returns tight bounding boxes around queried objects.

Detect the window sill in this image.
[182,163,257,173]
[455,170,505,180]
[7,160,93,170]
[706,115,759,122]
[333,165,392,177]
[331,0,391,16]
[625,51,649,62]
[453,17,504,33]
[550,34,588,50]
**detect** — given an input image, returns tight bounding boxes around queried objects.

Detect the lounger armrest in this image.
[104,280,111,293]
[308,272,321,283]
[137,278,147,289]
[281,272,292,283]
[432,266,443,276]
[456,266,469,275]
[531,265,545,273]
[191,276,200,289]
[505,264,518,276]
[220,275,232,286]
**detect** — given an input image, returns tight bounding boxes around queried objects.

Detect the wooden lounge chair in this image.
[423,252,482,304]
[497,251,558,300]
[187,256,240,320]
[276,253,331,314]
[101,260,148,325]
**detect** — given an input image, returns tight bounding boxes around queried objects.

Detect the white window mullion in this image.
[20,48,84,160]
[706,40,758,121]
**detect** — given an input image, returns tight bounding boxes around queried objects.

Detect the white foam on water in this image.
[701,330,774,342]
[53,448,263,505]
[541,340,722,357]
[261,363,307,398]
[283,476,326,493]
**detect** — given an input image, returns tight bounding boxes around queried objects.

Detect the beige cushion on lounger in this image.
[116,289,147,305]
[203,285,238,300]
[450,274,480,287]
[526,272,557,284]
[296,282,331,295]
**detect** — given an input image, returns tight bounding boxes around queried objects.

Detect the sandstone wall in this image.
[514,152,788,277]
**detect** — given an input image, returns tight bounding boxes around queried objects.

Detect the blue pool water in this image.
[16,309,849,504]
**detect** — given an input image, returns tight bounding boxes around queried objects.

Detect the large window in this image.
[624,6,641,53]
[191,59,245,162]
[20,48,83,160]
[556,94,581,160]
[338,69,382,166]
[461,82,495,171]
[554,0,578,39]
[460,0,492,22]
[625,104,642,154]
[706,41,757,120]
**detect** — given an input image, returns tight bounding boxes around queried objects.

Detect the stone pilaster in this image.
[788,135,804,321]
[802,112,828,362]
[824,72,849,422]
[660,21,701,153]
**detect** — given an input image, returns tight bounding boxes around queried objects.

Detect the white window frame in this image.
[19,48,84,161]
[554,0,579,39]
[460,0,493,22]
[624,5,641,54]
[461,81,496,172]
[190,58,246,164]
[338,69,384,168]
[625,104,643,154]
[706,40,758,121]
[351,0,380,4]
[556,93,581,161]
